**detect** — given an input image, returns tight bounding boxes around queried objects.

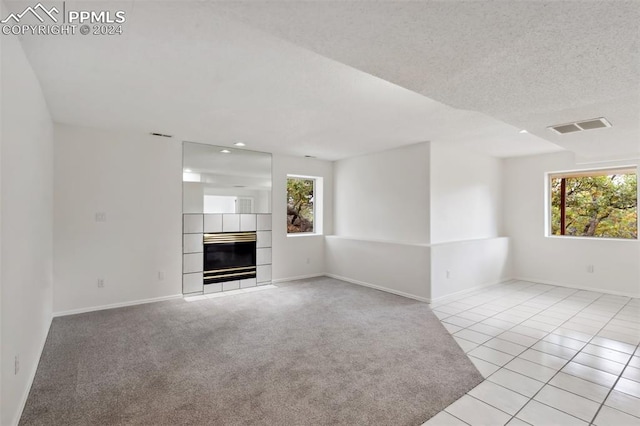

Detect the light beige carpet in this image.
[20,277,482,425]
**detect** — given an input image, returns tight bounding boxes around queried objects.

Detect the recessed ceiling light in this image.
[220,149,231,154]
[519,130,528,134]
[184,169,192,173]
[234,142,246,147]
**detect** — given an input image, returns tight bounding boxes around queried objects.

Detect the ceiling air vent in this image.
[150,132,173,138]
[548,117,611,135]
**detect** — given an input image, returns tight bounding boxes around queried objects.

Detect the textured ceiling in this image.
[211,1,640,162]
[8,1,640,160]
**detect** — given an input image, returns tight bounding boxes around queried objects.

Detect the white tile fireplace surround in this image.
[183,213,272,294]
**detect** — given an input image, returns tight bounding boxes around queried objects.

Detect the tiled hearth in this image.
[182,213,272,294]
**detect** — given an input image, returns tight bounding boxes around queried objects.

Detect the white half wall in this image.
[325,236,430,301]
[53,125,183,314]
[430,143,503,243]
[430,238,512,301]
[271,154,333,281]
[1,29,54,426]
[504,151,640,297]
[333,142,430,243]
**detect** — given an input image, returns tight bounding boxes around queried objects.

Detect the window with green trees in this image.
[287,177,315,234]
[550,168,637,239]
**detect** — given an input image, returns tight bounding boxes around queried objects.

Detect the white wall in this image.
[428,143,511,299]
[430,143,503,243]
[326,236,430,300]
[430,238,511,301]
[1,30,54,426]
[271,154,333,281]
[504,151,640,297]
[333,142,430,243]
[328,143,430,299]
[53,125,183,314]
[183,182,205,213]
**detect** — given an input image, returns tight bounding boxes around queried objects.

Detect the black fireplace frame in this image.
[203,232,257,284]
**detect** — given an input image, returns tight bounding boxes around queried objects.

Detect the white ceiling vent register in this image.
[548,117,612,135]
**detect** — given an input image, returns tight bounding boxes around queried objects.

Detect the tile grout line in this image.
[445,282,581,338]
[442,284,606,422]
[508,294,635,425]
[460,286,592,360]
[587,339,640,425]
[466,291,617,421]
[459,293,630,373]
[436,281,545,314]
[430,280,537,310]
[438,284,638,425]
[435,284,640,423]
[439,283,583,421]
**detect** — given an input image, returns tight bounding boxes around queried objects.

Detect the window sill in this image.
[545,235,638,242]
[287,233,323,238]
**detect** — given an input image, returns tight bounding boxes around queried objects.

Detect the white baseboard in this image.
[514,277,640,299]
[272,273,325,284]
[325,273,430,303]
[429,278,516,305]
[12,314,53,426]
[53,294,184,318]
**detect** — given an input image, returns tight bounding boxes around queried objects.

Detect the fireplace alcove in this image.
[182,142,272,295]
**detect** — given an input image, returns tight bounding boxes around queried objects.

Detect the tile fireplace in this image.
[182,213,272,294]
[203,232,256,284]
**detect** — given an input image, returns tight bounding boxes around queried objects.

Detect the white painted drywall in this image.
[1,30,54,426]
[504,151,640,296]
[430,143,504,243]
[183,182,205,213]
[326,236,430,301]
[427,143,511,299]
[329,141,510,300]
[430,238,512,301]
[328,143,430,298]
[333,142,430,243]
[271,154,333,281]
[53,124,183,313]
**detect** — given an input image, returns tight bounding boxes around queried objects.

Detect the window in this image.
[287,176,319,234]
[549,167,637,239]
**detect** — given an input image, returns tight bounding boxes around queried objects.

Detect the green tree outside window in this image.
[550,170,637,239]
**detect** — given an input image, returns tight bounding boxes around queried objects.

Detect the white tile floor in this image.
[424,280,640,426]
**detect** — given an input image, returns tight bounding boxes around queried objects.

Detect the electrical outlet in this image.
[306,258,311,264]
[446,270,451,279]
[95,212,107,222]
[97,278,105,288]
[587,264,595,273]
[158,271,165,281]
[14,355,19,375]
